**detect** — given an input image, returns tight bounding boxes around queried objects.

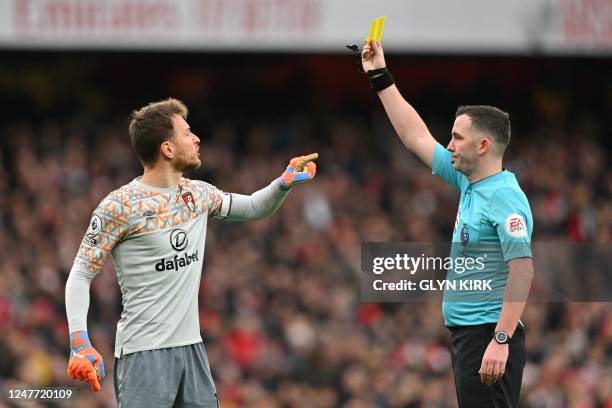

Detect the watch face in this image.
[495,331,508,343]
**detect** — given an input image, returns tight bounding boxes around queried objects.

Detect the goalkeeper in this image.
[360,41,534,408]
[65,98,317,407]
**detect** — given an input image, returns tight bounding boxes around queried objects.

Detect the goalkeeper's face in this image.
[170,115,201,172]
[448,114,480,175]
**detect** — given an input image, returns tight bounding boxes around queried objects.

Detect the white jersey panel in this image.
[113,216,207,356]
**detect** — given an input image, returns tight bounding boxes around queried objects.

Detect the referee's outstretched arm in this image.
[361,41,436,169]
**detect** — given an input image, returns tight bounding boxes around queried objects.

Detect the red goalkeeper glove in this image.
[67,330,105,392]
[277,153,318,190]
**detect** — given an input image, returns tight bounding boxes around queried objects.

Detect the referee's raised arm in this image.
[361,41,436,169]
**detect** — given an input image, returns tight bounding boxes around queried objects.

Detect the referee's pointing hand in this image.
[479,340,508,386]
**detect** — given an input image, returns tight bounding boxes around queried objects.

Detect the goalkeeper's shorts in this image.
[114,342,219,408]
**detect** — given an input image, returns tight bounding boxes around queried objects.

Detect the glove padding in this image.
[278,153,318,190]
[67,330,105,392]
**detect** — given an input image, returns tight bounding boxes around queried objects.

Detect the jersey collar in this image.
[133,177,180,193]
[469,169,508,187]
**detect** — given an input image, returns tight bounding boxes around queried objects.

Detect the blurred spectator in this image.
[0,54,609,407]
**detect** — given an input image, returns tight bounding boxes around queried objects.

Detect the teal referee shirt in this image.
[432,143,533,327]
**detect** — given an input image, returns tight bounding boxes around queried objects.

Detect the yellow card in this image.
[296,153,318,170]
[366,16,386,44]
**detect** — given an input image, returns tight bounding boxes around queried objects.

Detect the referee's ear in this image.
[477,137,494,156]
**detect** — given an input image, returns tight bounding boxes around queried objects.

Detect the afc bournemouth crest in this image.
[182,191,196,212]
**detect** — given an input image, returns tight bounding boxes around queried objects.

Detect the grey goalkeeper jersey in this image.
[69,177,286,358]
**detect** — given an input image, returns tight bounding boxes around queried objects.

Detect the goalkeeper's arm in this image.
[215,153,317,222]
[65,270,105,391]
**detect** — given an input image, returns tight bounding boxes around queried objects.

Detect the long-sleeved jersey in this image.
[67,177,288,357]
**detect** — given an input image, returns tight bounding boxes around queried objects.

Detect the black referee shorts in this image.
[449,323,525,408]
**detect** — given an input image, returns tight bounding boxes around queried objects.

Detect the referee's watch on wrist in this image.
[494,330,510,345]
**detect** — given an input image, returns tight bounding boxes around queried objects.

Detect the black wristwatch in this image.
[494,330,510,344]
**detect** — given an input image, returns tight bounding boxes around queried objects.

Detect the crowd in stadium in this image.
[0,54,610,407]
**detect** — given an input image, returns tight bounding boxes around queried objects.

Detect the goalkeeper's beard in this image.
[172,149,202,173]
[173,156,201,172]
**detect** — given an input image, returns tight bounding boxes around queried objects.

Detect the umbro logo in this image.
[143,210,157,217]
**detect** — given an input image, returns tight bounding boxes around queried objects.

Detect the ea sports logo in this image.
[505,213,527,238]
[170,229,188,251]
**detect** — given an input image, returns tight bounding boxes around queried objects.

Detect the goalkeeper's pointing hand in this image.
[67,330,105,392]
[277,153,318,190]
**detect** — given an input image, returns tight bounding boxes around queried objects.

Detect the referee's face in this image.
[448,114,479,175]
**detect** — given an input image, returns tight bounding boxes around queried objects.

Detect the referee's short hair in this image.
[456,105,510,156]
[129,98,189,166]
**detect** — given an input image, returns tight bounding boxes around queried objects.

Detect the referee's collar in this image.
[469,169,508,187]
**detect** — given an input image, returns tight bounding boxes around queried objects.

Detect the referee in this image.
[361,42,534,407]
